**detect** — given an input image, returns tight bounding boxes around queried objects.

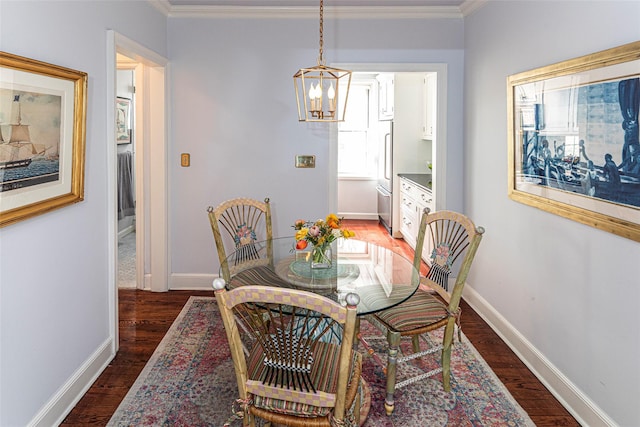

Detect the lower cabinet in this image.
[399,188,418,247]
[399,177,435,264]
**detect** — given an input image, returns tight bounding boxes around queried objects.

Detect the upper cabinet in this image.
[421,73,436,140]
[377,73,394,120]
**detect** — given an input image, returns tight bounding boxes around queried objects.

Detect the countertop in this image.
[398,173,432,191]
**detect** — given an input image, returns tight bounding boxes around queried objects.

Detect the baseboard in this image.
[462,286,616,427]
[117,224,135,240]
[169,273,216,290]
[28,338,115,427]
[117,282,137,289]
[339,213,379,220]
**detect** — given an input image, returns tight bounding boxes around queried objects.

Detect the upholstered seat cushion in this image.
[246,340,358,417]
[228,265,293,290]
[374,288,449,333]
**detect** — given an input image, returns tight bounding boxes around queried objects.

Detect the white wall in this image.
[167,16,465,277]
[338,178,378,220]
[463,2,640,426]
[0,2,166,426]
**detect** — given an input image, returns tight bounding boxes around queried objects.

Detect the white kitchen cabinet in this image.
[421,73,436,140]
[399,176,435,263]
[399,181,418,247]
[377,73,394,121]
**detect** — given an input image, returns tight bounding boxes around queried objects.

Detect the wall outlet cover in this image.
[295,155,315,168]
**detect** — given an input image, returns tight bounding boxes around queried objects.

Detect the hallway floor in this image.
[118,231,136,288]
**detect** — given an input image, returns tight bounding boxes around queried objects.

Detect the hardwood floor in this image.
[61,220,578,426]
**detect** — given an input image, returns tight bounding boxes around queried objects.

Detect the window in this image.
[338,81,378,178]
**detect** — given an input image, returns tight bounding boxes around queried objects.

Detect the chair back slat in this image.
[414,209,484,306]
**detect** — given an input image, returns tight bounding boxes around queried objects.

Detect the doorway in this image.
[116,58,138,289]
[108,30,168,351]
[334,63,447,235]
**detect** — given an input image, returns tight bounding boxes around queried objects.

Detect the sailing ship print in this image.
[0,93,61,192]
[0,95,48,169]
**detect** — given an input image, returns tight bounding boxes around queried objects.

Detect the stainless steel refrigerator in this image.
[376,120,393,233]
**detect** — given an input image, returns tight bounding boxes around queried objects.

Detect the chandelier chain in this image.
[318,0,324,65]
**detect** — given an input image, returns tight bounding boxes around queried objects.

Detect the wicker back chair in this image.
[213,279,363,427]
[207,197,273,283]
[365,208,484,415]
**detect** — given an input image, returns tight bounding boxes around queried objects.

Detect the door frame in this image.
[107,30,168,352]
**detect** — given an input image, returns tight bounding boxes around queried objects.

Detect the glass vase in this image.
[311,244,332,269]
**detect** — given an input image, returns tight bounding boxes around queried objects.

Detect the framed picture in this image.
[507,41,640,242]
[116,97,131,144]
[0,52,88,227]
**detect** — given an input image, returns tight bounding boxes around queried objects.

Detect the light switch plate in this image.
[181,153,190,167]
[295,155,315,168]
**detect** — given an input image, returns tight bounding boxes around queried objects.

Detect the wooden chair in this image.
[213,278,363,427]
[208,197,297,357]
[363,208,485,415]
[207,197,274,284]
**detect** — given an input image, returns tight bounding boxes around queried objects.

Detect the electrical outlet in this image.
[181,153,190,167]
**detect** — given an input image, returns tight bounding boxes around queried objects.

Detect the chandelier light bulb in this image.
[328,83,336,112]
[327,83,335,100]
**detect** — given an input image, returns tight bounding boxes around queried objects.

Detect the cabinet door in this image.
[400,179,416,198]
[421,73,436,140]
[416,188,434,212]
[377,74,394,121]
[399,194,417,246]
[421,214,434,267]
[415,188,434,265]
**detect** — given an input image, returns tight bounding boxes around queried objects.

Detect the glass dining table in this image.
[220,237,420,316]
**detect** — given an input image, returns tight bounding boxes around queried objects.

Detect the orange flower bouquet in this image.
[293,214,355,267]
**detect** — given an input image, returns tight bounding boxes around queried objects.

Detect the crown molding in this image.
[150,0,485,19]
[150,0,172,15]
[171,5,460,18]
[460,0,488,17]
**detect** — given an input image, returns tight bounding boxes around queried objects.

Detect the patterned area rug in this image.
[108,297,535,426]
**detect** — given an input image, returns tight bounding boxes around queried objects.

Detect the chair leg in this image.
[245,410,257,427]
[411,335,420,353]
[353,317,361,352]
[441,319,456,392]
[384,330,401,416]
[354,381,362,426]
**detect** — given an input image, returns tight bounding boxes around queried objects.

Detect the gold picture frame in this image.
[507,41,640,242]
[0,52,88,227]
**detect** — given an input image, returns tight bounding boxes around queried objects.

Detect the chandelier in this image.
[293,0,351,122]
